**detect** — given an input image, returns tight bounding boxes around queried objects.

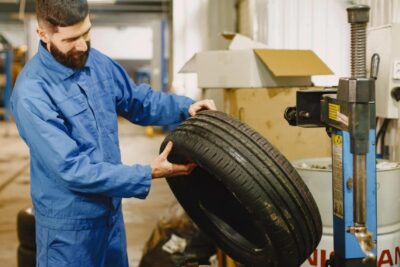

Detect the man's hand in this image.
[151,141,196,179]
[188,99,217,116]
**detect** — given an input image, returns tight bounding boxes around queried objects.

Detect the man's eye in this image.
[67,38,78,43]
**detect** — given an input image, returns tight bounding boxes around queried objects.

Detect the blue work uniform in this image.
[11,42,193,267]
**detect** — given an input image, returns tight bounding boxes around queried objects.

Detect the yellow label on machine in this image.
[332,133,344,219]
[333,134,342,145]
[328,103,340,121]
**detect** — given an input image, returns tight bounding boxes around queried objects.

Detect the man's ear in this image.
[37,26,50,43]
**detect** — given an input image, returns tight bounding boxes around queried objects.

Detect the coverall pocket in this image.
[57,94,99,145]
[47,227,108,267]
[59,94,89,117]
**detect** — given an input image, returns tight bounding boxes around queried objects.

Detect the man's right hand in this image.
[151,141,196,179]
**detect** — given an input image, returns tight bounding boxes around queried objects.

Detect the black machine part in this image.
[391,87,400,102]
[284,89,337,128]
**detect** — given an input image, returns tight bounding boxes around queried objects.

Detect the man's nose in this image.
[75,38,88,52]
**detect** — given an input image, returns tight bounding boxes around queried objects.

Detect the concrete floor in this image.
[0,119,177,267]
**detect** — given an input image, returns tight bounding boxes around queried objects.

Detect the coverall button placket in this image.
[78,72,114,161]
[77,72,119,216]
[77,84,98,130]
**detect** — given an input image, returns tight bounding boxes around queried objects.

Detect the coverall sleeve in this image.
[111,61,194,126]
[12,96,151,199]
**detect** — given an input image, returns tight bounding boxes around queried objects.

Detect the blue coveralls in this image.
[11,42,193,267]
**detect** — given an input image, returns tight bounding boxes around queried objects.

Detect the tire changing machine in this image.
[284,5,379,267]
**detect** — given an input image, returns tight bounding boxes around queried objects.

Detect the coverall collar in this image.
[38,41,93,80]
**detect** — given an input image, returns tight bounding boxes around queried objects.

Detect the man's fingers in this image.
[171,163,196,172]
[160,141,173,158]
[171,163,196,174]
[189,106,196,116]
[207,99,217,110]
[191,104,204,115]
[200,99,216,111]
[187,163,197,171]
[188,99,217,117]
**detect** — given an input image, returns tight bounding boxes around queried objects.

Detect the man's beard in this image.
[50,41,90,69]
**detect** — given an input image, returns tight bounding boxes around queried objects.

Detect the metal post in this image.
[347,5,370,228]
[346,5,376,263]
[353,154,366,226]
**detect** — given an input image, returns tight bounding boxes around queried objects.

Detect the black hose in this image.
[376,118,389,143]
[376,118,390,157]
[381,120,391,158]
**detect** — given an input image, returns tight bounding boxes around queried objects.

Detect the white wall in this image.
[0,19,39,61]
[171,0,209,100]
[171,0,236,100]
[355,0,400,26]
[25,18,39,60]
[91,26,153,60]
[0,23,25,47]
[239,0,350,86]
[241,0,400,86]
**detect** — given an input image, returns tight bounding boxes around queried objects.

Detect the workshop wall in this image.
[239,0,400,87]
[239,0,349,86]
[171,0,236,100]
[357,0,400,26]
[0,23,25,48]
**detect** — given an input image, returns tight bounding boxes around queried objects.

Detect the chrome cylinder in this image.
[353,154,367,225]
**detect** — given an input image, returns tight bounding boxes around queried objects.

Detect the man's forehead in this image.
[55,16,91,37]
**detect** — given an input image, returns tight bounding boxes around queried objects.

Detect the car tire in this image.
[160,110,322,267]
[17,245,36,267]
[17,208,36,249]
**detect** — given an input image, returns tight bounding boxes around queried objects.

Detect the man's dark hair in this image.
[36,0,88,30]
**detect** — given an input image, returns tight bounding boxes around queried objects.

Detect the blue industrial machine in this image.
[0,34,13,121]
[285,5,379,266]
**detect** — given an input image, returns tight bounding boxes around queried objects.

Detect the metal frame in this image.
[327,130,377,266]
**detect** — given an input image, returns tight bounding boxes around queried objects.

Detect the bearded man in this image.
[11,1,215,266]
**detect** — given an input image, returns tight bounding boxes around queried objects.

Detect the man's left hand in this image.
[188,99,217,116]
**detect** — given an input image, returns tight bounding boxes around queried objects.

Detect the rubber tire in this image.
[17,208,36,249]
[160,110,322,267]
[17,245,36,267]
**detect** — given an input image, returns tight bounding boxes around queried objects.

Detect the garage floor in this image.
[0,119,177,267]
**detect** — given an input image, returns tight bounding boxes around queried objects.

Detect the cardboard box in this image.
[217,88,331,160]
[181,34,333,88]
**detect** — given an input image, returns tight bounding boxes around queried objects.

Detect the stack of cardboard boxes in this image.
[181,34,334,161]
